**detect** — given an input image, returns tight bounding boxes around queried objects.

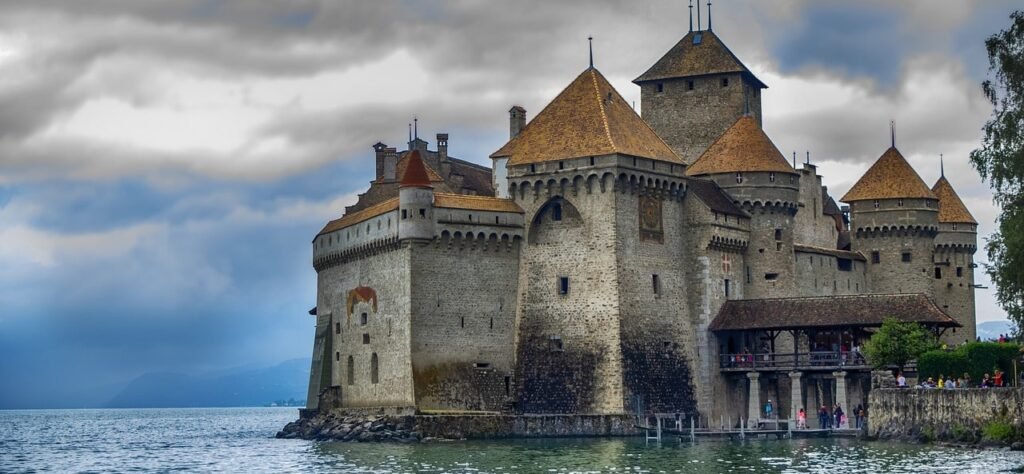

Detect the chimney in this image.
[509,106,526,139]
[382,147,398,181]
[436,133,449,161]
[373,142,388,181]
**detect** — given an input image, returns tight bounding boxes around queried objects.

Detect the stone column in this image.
[747,372,761,425]
[788,371,803,422]
[833,370,848,414]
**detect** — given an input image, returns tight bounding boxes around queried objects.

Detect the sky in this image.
[0,0,1018,409]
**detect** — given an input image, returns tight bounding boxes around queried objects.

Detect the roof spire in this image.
[588,35,594,68]
[408,122,412,144]
[940,153,945,178]
[414,116,418,140]
[707,1,712,31]
[697,0,702,31]
[890,120,895,148]
[793,151,797,168]
[689,0,694,32]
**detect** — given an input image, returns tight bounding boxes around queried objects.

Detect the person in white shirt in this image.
[897,372,907,388]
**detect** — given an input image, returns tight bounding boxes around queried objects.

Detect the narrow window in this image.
[652,274,661,295]
[746,266,751,284]
[468,214,473,221]
[558,277,569,295]
[776,243,782,251]
[687,80,695,90]
[335,351,340,362]
[495,216,500,224]
[473,362,491,369]
[550,337,564,352]
[559,161,564,170]
[504,376,511,396]
[897,199,904,207]
[721,77,729,87]
[460,316,465,328]
[530,164,536,173]
[774,228,782,241]
[956,267,963,277]
[419,208,426,218]
[735,173,743,184]
[387,319,392,336]
[490,317,494,330]
[633,157,637,166]
[360,313,368,325]
[335,322,341,334]
[590,156,595,166]
[871,251,880,264]
[873,200,880,209]
[362,333,370,344]
[769,172,775,183]
[935,267,942,279]
[765,273,779,281]
[552,203,562,221]
[833,280,837,290]
[347,356,354,385]
[370,353,379,384]
[952,223,958,231]
[656,83,664,93]
[901,252,912,263]
[724,279,731,298]
[402,209,408,219]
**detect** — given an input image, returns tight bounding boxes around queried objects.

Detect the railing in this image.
[719,351,868,371]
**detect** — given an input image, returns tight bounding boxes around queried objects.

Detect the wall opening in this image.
[652,274,661,295]
[838,259,852,272]
[370,353,379,384]
[871,251,880,264]
[774,228,782,241]
[934,267,942,279]
[419,208,426,218]
[549,336,564,352]
[552,203,562,221]
[347,356,354,385]
[504,376,511,396]
[724,279,731,297]
[402,209,408,219]
[473,362,491,369]
[901,252,912,263]
[558,277,569,295]
[687,80,695,90]
[656,82,664,93]
[764,273,779,282]
[360,313,368,325]
[362,333,370,344]
[957,267,963,277]
[335,322,341,334]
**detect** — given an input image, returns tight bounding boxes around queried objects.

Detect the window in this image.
[952,223,958,230]
[656,83,664,93]
[838,259,852,272]
[552,203,562,221]
[402,209,408,219]
[362,333,370,344]
[360,312,368,325]
[347,356,354,385]
[746,266,751,284]
[335,351,340,362]
[873,200,880,209]
[495,216,500,224]
[419,208,426,218]
[735,173,743,184]
[935,267,942,279]
[558,277,569,295]
[687,80,695,90]
[549,336,564,352]
[530,164,536,173]
[765,273,779,281]
[460,316,465,328]
[774,228,782,241]
[724,279,731,297]
[871,251,880,264]
[776,243,782,251]
[721,77,729,87]
[335,322,341,334]
[473,362,491,369]
[590,156,595,166]
[769,172,775,183]
[901,252,912,263]
[504,376,511,396]
[957,267,963,277]
[897,199,904,207]
[652,274,661,295]
[559,161,564,170]
[490,317,494,330]
[371,353,379,384]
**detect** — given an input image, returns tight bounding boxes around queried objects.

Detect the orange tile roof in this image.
[841,147,937,202]
[395,150,444,185]
[317,198,398,237]
[634,30,766,88]
[434,193,523,213]
[400,150,432,188]
[932,176,977,224]
[491,68,683,166]
[685,116,796,176]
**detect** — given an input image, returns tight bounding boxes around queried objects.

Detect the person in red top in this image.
[994,370,1004,387]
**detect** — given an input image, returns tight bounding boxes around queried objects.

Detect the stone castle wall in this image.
[794,250,868,296]
[869,388,1024,442]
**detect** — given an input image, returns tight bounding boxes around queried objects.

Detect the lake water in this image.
[2,407,1023,473]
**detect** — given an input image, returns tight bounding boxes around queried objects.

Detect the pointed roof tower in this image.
[931,176,977,224]
[633,30,766,88]
[399,150,433,189]
[685,115,795,176]
[490,68,682,166]
[841,147,936,202]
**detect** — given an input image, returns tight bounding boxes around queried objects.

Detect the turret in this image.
[686,116,800,298]
[398,150,435,241]
[489,106,526,198]
[931,172,978,343]
[841,147,939,295]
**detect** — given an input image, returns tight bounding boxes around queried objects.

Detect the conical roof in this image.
[634,30,766,88]
[399,150,433,188]
[685,115,796,176]
[932,176,977,224]
[841,147,936,202]
[490,68,683,166]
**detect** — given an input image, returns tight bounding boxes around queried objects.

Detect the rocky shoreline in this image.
[276,413,425,442]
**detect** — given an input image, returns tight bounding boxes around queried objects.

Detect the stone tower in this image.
[398,150,435,242]
[686,116,800,299]
[842,147,939,296]
[634,29,767,163]
[931,173,979,343]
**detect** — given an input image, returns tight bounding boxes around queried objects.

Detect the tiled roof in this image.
[708,293,960,332]
[633,30,766,88]
[317,198,398,237]
[841,147,937,202]
[434,193,523,213]
[491,68,683,166]
[685,116,796,176]
[399,150,433,188]
[793,244,865,261]
[687,178,748,218]
[931,176,977,224]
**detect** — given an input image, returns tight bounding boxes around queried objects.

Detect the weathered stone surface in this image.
[868,388,1024,445]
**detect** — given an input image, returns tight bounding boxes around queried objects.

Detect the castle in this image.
[303,19,977,424]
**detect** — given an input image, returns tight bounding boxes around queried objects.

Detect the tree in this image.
[862,319,938,370]
[970,11,1024,331]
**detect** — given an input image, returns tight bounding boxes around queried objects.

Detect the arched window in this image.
[346,356,354,385]
[371,353,379,384]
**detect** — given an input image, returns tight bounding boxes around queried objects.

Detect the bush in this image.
[983,420,1015,442]
[917,342,1021,384]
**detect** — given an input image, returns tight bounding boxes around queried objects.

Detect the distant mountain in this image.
[106,358,310,408]
[977,320,1015,341]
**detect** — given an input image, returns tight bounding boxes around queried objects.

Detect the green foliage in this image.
[970,11,1024,331]
[983,420,1015,442]
[917,342,1022,383]
[862,319,938,369]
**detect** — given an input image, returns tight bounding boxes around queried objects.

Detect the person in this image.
[937,374,945,389]
[818,405,829,429]
[964,373,972,388]
[995,370,1004,387]
[765,399,774,419]
[854,404,864,429]
[896,372,907,388]
[797,408,807,430]
[834,404,844,429]
[981,373,991,388]
[946,377,956,389]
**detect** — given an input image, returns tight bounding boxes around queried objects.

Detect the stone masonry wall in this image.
[869,388,1024,442]
[794,250,868,296]
[932,243,977,344]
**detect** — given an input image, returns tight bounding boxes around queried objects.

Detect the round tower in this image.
[841,147,939,296]
[398,150,435,242]
[686,116,800,298]
[931,173,978,343]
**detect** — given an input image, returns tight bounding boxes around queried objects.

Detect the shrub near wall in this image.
[918,342,1022,384]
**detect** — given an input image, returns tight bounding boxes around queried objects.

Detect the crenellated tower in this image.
[931,171,979,343]
[398,150,436,242]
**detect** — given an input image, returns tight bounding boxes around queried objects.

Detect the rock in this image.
[1012,442,1024,451]
[357,431,374,442]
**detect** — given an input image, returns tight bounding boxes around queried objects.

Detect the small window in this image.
[419,208,426,218]
[957,267,963,277]
[552,204,562,221]
[550,337,564,352]
[765,273,779,281]
[360,313,368,325]
[559,161,564,170]
[460,316,464,328]
[468,214,473,222]
[774,228,782,241]
[336,351,340,362]
[335,322,341,334]
[776,242,782,251]
[952,223,958,230]
[871,251,880,264]
[935,267,942,279]
[652,274,661,295]
[897,199,904,207]
[721,77,729,87]
[746,266,751,284]
[371,353,379,384]
[558,277,570,295]
[473,362,491,369]
[402,209,408,219]
[589,156,595,166]
[724,279,731,297]
[504,376,511,396]
[901,252,912,263]
[495,216,500,224]
[873,200,880,209]
[362,333,370,344]
[656,83,664,93]
[838,259,852,272]
[735,173,743,184]
[347,356,354,385]
[687,80,695,90]
[769,172,775,183]
[530,164,536,173]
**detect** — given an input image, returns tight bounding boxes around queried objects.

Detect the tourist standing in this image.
[896,372,907,388]
[797,408,807,430]
[995,370,1005,387]
[834,404,844,429]
[854,404,865,429]
[764,399,774,419]
[818,405,829,429]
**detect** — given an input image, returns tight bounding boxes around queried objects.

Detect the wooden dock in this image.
[636,417,862,443]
